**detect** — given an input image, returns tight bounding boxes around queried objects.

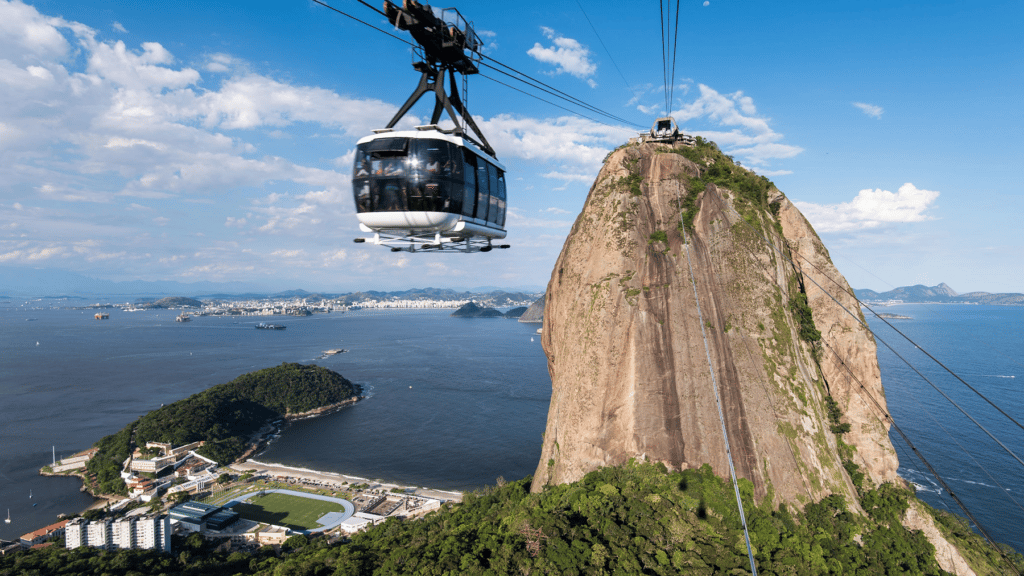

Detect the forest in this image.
[7,461,1021,575]
[84,363,361,495]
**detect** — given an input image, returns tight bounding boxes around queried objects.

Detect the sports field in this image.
[232,492,344,531]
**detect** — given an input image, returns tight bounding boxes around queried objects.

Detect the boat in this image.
[4,509,9,524]
[94,313,109,320]
[175,313,192,322]
[255,323,286,330]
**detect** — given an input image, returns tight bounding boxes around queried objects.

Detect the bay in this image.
[1,299,1021,555]
[0,304,550,541]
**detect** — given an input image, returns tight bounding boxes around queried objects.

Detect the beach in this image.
[230,460,464,503]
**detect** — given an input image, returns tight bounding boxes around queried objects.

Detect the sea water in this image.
[0,300,1020,553]
[0,304,550,541]
[866,303,1024,553]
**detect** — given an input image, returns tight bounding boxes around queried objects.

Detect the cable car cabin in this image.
[352,128,509,252]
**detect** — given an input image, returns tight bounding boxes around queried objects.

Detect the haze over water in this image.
[0,300,1020,553]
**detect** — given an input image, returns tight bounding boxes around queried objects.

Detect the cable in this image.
[478,73,624,130]
[678,185,759,576]
[817,333,1021,575]
[700,186,1021,572]
[659,0,669,114]
[312,0,648,130]
[668,0,681,113]
[706,191,1024,471]
[861,301,1024,434]
[570,0,642,103]
[479,62,643,128]
[311,0,414,47]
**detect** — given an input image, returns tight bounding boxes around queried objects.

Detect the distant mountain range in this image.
[0,266,544,299]
[854,283,1024,306]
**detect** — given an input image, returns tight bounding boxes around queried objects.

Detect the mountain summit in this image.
[532,137,978,572]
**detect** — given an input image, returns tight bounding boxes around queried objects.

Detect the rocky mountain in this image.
[856,283,1024,306]
[450,302,503,318]
[135,296,204,308]
[531,138,975,572]
[855,283,958,301]
[517,295,545,323]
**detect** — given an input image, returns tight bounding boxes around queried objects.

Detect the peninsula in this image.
[54,363,361,497]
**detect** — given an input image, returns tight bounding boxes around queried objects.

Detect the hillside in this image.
[84,363,361,495]
[8,462,1020,574]
[856,283,1024,306]
[529,136,999,572]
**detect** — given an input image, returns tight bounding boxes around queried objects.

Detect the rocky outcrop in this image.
[775,197,898,486]
[451,302,502,317]
[518,295,545,323]
[503,306,528,319]
[531,140,898,510]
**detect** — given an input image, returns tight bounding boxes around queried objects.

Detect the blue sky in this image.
[1,0,1021,293]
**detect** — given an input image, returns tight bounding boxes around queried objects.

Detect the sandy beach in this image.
[230,460,464,503]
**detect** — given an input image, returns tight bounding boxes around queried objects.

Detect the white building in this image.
[86,519,110,549]
[64,515,170,553]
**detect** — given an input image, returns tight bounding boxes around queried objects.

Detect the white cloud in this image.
[505,206,573,229]
[112,21,127,34]
[542,171,593,184]
[527,27,597,83]
[541,207,571,215]
[794,183,940,233]
[853,102,884,118]
[674,84,804,166]
[480,114,631,172]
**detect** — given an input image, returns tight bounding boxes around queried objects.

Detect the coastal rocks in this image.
[451,302,503,318]
[531,140,897,512]
[517,295,545,323]
[503,306,528,319]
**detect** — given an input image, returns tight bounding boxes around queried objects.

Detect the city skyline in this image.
[1,0,1021,293]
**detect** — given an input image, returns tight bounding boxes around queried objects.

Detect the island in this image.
[877,313,912,319]
[450,302,504,318]
[51,363,361,497]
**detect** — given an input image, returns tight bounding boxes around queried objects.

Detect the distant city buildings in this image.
[65,515,171,553]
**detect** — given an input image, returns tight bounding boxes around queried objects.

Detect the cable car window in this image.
[445,142,463,214]
[475,160,490,221]
[366,137,409,154]
[496,171,506,227]
[462,152,476,218]
[378,182,407,211]
[487,163,500,224]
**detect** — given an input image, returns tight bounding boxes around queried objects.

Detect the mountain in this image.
[450,302,503,318]
[518,295,545,323]
[856,283,1024,306]
[532,137,977,572]
[855,283,958,301]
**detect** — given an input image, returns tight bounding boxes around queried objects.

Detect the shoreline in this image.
[231,460,463,503]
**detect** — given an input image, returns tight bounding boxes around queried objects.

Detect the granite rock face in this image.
[518,295,545,323]
[530,140,899,509]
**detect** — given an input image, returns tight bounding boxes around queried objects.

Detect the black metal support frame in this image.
[385,65,495,157]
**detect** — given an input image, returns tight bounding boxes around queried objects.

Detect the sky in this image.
[1,0,1022,294]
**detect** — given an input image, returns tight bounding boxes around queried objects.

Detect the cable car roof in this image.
[356,126,505,172]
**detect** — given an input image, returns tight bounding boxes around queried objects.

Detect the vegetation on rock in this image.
[7,461,1019,575]
[85,363,360,495]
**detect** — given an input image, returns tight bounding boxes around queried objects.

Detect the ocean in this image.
[0,300,1020,553]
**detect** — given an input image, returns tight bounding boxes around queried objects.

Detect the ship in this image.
[175,313,192,322]
[255,322,286,330]
[94,313,109,320]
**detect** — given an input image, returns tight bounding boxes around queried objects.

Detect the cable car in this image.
[353,126,507,252]
[350,0,510,253]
